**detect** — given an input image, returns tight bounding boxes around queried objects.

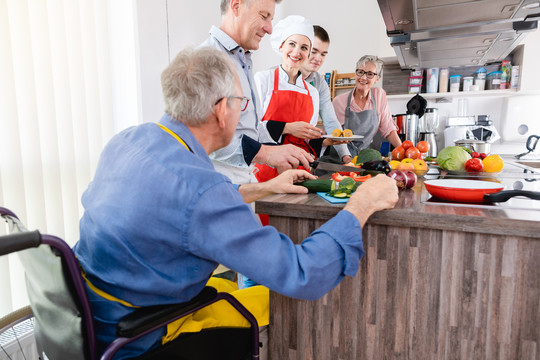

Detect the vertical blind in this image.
[0,0,140,317]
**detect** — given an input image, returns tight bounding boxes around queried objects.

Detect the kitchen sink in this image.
[516,161,540,169]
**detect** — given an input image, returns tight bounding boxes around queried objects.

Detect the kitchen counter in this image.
[255,159,540,359]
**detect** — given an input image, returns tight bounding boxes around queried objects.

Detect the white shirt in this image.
[254,66,320,143]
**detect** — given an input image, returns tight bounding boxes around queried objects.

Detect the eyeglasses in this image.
[215,96,250,112]
[355,69,378,79]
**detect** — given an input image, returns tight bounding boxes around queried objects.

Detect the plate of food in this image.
[323,128,364,141]
[322,134,364,141]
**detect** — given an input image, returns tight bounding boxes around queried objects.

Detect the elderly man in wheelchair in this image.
[0,47,398,360]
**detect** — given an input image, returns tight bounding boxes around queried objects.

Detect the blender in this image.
[418,108,439,157]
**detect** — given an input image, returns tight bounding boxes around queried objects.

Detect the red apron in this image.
[254,68,315,183]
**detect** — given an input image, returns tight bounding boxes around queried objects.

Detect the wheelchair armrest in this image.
[116,286,218,338]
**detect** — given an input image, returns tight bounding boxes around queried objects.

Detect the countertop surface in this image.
[255,158,540,239]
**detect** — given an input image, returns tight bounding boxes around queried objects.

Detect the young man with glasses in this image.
[332,55,402,158]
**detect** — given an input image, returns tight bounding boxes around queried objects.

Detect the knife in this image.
[309,161,380,174]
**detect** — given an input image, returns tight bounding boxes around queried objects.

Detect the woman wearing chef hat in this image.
[253,15,345,182]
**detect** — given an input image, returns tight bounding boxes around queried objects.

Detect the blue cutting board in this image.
[316,192,349,203]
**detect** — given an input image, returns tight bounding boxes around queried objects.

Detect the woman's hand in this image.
[283,122,323,139]
[322,138,349,146]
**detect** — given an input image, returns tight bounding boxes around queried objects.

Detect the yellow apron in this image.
[83,123,269,346]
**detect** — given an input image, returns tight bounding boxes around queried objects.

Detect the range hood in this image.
[377,0,540,69]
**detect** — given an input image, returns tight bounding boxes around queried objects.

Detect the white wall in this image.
[135,1,540,155]
[136,0,393,124]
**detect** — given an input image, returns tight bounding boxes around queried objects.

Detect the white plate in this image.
[322,135,364,140]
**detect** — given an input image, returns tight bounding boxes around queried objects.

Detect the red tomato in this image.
[465,158,484,173]
[402,140,414,150]
[405,147,421,160]
[391,146,405,160]
[416,141,429,153]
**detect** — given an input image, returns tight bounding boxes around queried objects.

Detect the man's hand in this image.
[344,174,399,227]
[238,169,317,203]
[255,144,314,173]
[265,169,317,195]
[283,122,323,139]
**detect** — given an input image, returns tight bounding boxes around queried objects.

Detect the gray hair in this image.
[161,47,237,126]
[220,0,283,15]
[356,55,384,76]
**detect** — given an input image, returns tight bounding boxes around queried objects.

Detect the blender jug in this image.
[419,108,439,157]
[421,108,439,132]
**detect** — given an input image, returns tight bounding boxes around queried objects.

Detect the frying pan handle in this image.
[526,135,539,152]
[484,190,540,202]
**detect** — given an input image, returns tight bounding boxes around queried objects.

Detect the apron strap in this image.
[81,267,141,308]
[157,123,192,152]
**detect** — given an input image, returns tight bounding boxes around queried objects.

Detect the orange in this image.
[398,162,415,171]
[332,128,342,137]
[482,154,504,173]
[412,159,428,171]
[342,129,353,137]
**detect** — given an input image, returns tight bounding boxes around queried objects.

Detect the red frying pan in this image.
[424,179,540,203]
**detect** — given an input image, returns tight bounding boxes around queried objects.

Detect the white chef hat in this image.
[270,15,314,55]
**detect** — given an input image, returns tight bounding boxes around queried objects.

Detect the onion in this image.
[388,170,417,189]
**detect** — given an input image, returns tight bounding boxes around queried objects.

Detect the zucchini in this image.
[298,179,333,193]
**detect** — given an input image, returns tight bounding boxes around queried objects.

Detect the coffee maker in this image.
[418,108,439,157]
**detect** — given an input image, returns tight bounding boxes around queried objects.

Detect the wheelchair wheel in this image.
[0,306,37,359]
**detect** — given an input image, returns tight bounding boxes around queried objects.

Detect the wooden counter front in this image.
[255,170,540,359]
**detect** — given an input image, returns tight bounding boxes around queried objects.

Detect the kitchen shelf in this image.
[329,71,355,99]
[387,89,518,101]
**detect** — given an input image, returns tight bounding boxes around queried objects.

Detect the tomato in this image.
[405,147,421,160]
[402,140,414,150]
[416,141,429,153]
[465,158,484,173]
[391,146,405,160]
[350,173,372,182]
[471,151,480,158]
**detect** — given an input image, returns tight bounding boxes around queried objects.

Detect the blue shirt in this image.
[74,114,365,357]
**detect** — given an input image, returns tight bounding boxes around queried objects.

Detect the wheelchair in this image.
[0,207,260,359]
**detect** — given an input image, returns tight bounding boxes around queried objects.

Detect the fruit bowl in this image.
[413,169,428,178]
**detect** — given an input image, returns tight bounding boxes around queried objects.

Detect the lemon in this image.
[389,160,401,170]
[482,154,504,172]
[332,128,342,137]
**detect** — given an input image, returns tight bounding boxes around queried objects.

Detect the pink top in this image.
[332,87,397,137]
